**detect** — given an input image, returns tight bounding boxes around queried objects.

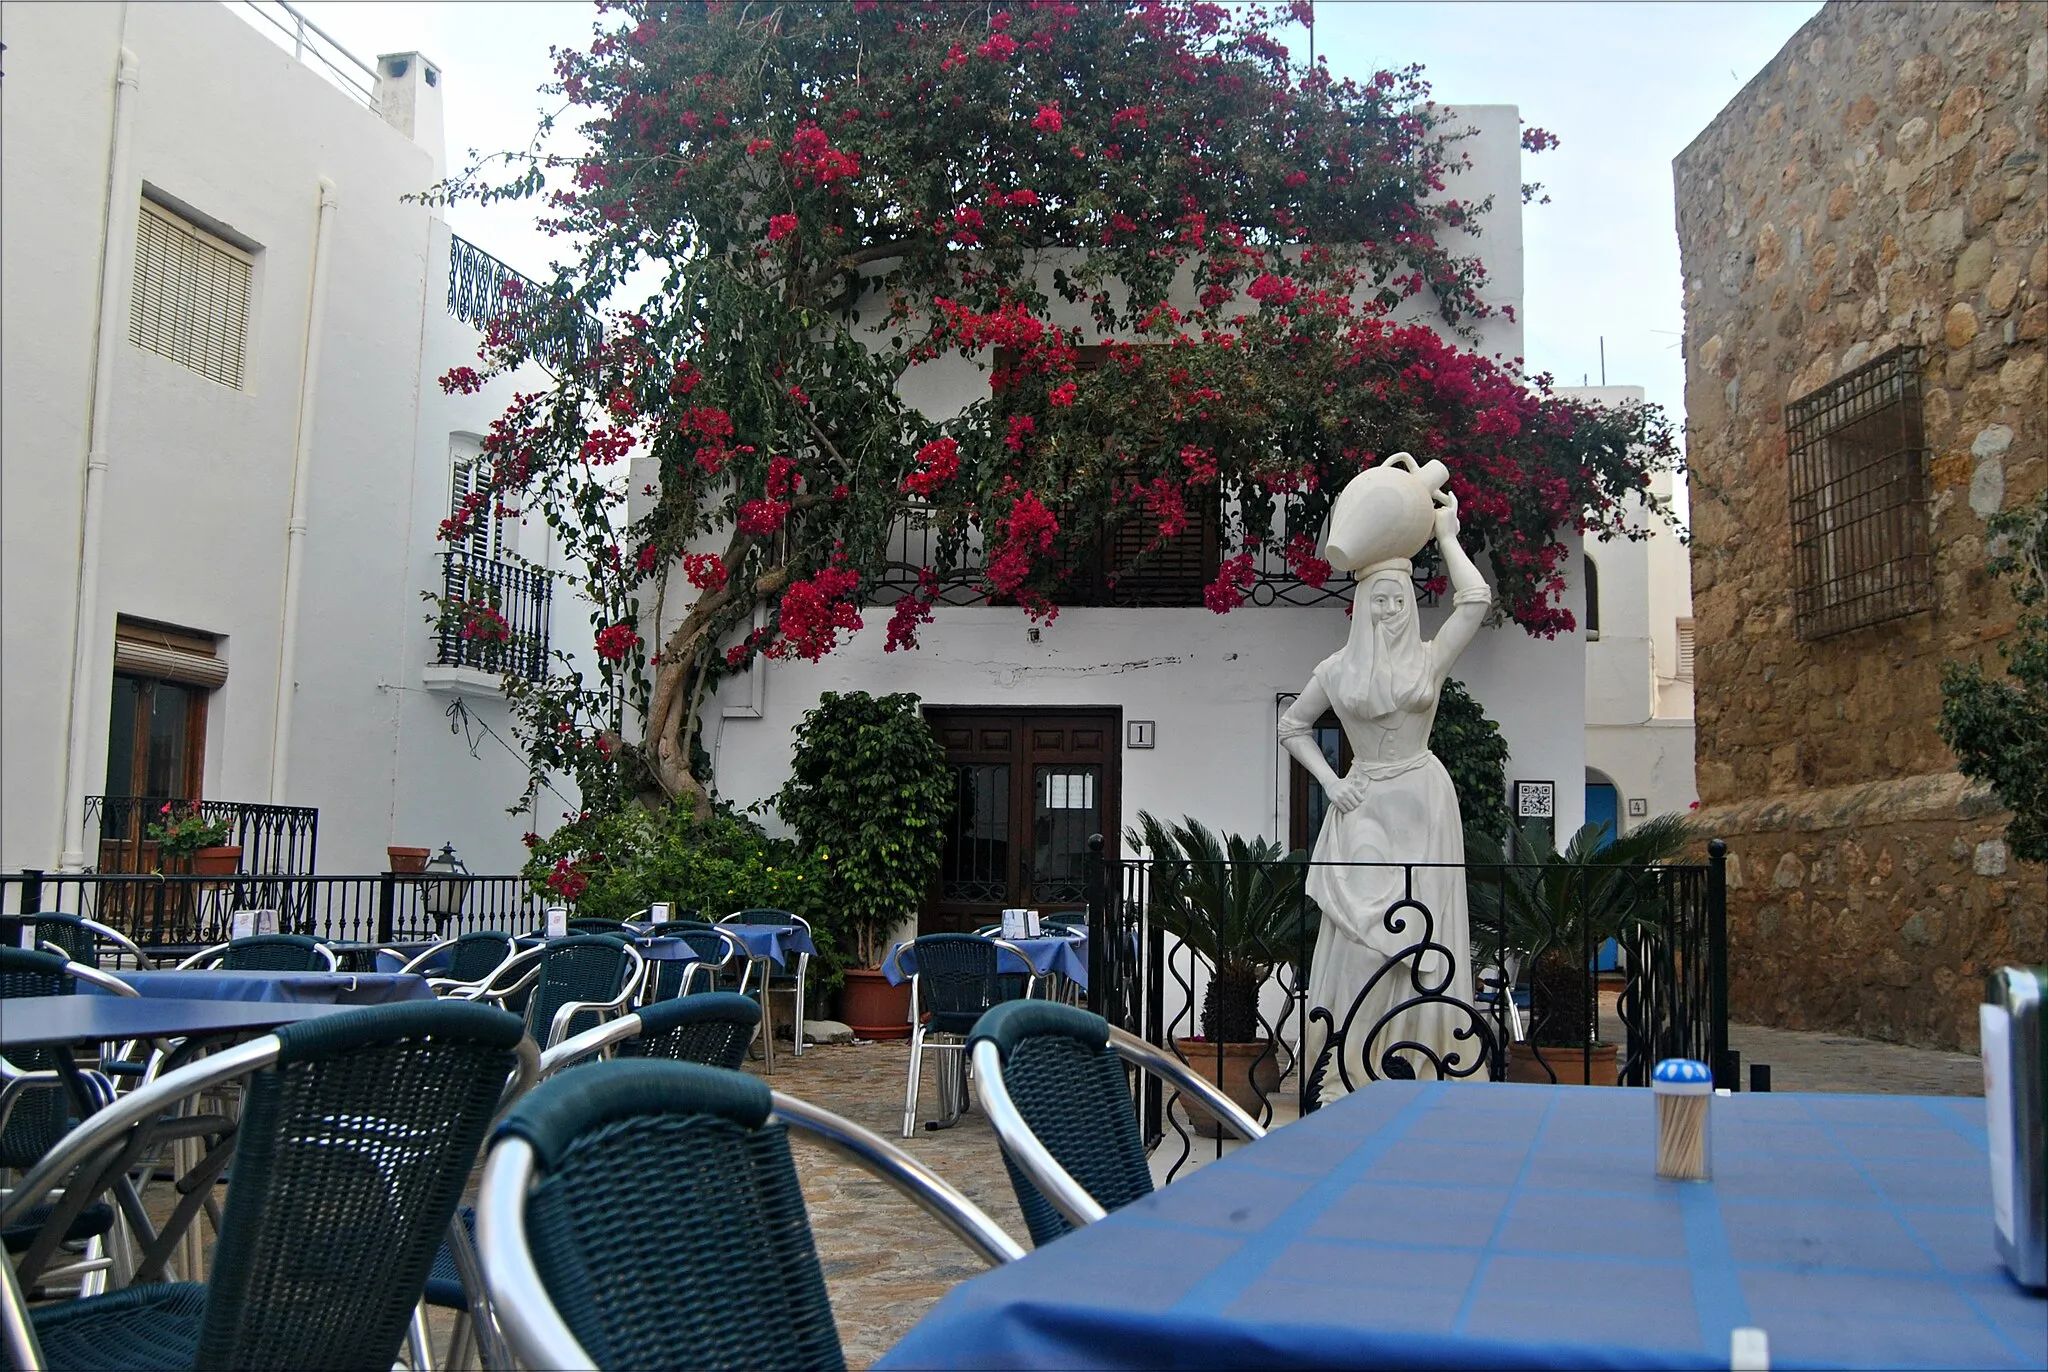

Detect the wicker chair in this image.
[890,934,1036,1138]
[174,934,338,973]
[1,1000,535,1372]
[644,921,743,1001]
[476,935,645,1050]
[718,908,813,1060]
[473,1059,1022,1371]
[415,992,766,1366]
[566,917,635,937]
[12,914,147,973]
[399,930,521,996]
[967,999,1265,1247]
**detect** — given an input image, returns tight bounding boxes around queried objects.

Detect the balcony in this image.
[446,234,603,373]
[436,549,553,682]
[85,796,320,875]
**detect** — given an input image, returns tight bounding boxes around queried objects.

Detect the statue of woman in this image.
[1279,488,1492,1090]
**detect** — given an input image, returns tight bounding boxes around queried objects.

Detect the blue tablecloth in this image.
[717,923,816,968]
[884,934,1090,991]
[87,970,435,1005]
[880,1081,2046,1371]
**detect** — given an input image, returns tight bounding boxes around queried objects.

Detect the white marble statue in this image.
[1279,454,1493,1090]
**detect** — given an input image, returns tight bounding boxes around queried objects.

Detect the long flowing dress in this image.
[1285,642,1479,1095]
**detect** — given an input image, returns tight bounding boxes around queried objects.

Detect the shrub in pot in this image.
[776,691,953,1039]
[1131,812,1313,1134]
[1467,812,1693,1085]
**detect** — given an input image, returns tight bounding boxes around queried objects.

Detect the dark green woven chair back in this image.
[971,1001,1153,1247]
[910,934,1003,1035]
[568,917,633,936]
[447,931,517,983]
[195,1000,525,1369]
[21,915,97,967]
[526,936,633,1043]
[497,1060,843,1371]
[648,922,729,999]
[618,993,760,1070]
[327,945,383,974]
[220,934,329,971]
[725,907,798,926]
[0,948,79,1168]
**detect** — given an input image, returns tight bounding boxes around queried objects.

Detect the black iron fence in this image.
[436,548,553,681]
[3,870,544,949]
[446,234,602,373]
[1083,838,1729,1177]
[83,796,320,875]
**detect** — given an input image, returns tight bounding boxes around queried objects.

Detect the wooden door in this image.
[923,710,1119,935]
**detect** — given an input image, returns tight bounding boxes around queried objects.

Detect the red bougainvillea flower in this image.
[736,498,791,535]
[901,437,961,496]
[770,565,862,660]
[1202,553,1257,614]
[1047,381,1078,407]
[594,621,643,660]
[1031,103,1063,133]
[1282,534,1332,589]
[682,552,727,591]
[439,366,484,395]
[767,213,798,241]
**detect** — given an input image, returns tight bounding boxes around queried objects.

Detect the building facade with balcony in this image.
[639,105,1605,934]
[0,1,584,875]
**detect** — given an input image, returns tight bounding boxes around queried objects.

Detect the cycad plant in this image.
[1130,813,1314,1043]
[1467,813,1694,1047]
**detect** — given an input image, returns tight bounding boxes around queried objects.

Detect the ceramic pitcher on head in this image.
[1323,452,1453,572]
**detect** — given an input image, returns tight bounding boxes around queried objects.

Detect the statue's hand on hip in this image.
[1328,774,1370,814]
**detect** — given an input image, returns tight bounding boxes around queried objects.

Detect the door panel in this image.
[925,710,1119,934]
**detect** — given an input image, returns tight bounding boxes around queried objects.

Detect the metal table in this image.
[880,1080,2047,1370]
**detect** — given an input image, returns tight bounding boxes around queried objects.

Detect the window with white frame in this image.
[129,199,253,388]
[449,435,510,563]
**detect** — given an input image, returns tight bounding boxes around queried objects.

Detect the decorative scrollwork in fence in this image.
[446,235,602,373]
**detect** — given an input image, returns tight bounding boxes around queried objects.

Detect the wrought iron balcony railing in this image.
[84,796,320,875]
[447,234,603,372]
[436,548,553,681]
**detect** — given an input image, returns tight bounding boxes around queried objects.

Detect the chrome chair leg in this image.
[406,1304,437,1371]
[901,1022,925,1139]
[791,952,808,1056]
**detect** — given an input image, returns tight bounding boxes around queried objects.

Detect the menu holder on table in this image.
[545,906,569,939]
[650,902,671,924]
[999,909,1042,940]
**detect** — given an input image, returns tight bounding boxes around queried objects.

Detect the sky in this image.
[254,1,1823,468]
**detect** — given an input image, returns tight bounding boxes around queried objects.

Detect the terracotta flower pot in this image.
[841,968,912,1040]
[387,846,432,874]
[190,846,243,877]
[1508,1041,1618,1086]
[1173,1037,1281,1138]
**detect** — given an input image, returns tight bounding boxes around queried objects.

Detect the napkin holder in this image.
[1981,966,2045,1290]
[545,906,569,939]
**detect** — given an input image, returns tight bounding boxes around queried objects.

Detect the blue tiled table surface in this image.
[883,934,1090,991]
[879,1080,2047,1371]
[83,969,435,1005]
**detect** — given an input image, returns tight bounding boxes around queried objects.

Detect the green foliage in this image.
[1428,678,1510,842]
[1467,813,1695,1046]
[520,805,832,969]
[145,803,232,860]
[1129,812,1314,1043]
[1939,493,2048,865]
[775,692,954,968]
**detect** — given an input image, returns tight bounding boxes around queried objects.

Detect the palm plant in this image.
[1129,813,1314,1043]
[1466,813,1694,1047]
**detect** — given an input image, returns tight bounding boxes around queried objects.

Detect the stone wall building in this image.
[1674,0,2045,1051]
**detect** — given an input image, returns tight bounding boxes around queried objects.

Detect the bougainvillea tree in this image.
[442,0,1678,821]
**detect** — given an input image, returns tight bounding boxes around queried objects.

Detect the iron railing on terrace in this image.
[447,235,603,373]
[868,501,1439,610]
[436,548,553,680]
[83,796,320,875]
[1081,837,1729,1180]
[234,1,378,109]
[3,869,545,950]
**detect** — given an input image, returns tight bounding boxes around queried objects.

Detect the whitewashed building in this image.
[647,106,1599,933]
[1564,385,1699,839]
[0,2,583,877]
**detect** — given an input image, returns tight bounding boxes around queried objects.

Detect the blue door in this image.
[1585,782,1620,971]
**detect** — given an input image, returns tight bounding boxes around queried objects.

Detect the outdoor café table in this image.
[80,968,434,1005]
[883,931,1091,992]
[878,1079,2048,1371]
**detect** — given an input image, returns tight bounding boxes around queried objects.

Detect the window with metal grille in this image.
[129,199,253,388]
[1785,346,1931,640]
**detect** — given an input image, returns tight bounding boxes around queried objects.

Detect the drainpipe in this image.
[267,178,338,804]
[56,42,141,871]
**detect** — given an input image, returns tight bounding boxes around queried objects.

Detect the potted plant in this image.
[146,803,239,875]
[387,845,432,874]
[1132,812,1313,1135]
[776,692,953,1040]
[1467,812,1694,1085]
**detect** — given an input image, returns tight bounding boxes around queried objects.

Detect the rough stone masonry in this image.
[1674,0,2045,1051]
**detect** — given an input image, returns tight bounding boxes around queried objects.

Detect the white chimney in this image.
[373,51,446,184]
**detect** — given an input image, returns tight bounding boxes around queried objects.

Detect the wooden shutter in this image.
[450,438,504,562]
[129,200,252,389]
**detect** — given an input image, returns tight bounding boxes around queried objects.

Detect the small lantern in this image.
[421,842,473,925]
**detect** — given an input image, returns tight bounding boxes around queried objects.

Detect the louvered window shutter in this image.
[129,200,252,388]
[450,443,503,563]
[1676,618,1696,679]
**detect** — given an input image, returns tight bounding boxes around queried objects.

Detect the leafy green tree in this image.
[1939,493,2048,864]
[1429,677,1510,842]
[441,1,1678,816]
[775,692,954,967]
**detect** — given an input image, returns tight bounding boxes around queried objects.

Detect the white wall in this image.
[1,3,573,875]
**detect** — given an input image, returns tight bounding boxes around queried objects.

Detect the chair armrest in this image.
[401,938,458,976]
[1109,1026,1266,1142]
[545,997,629,1051]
